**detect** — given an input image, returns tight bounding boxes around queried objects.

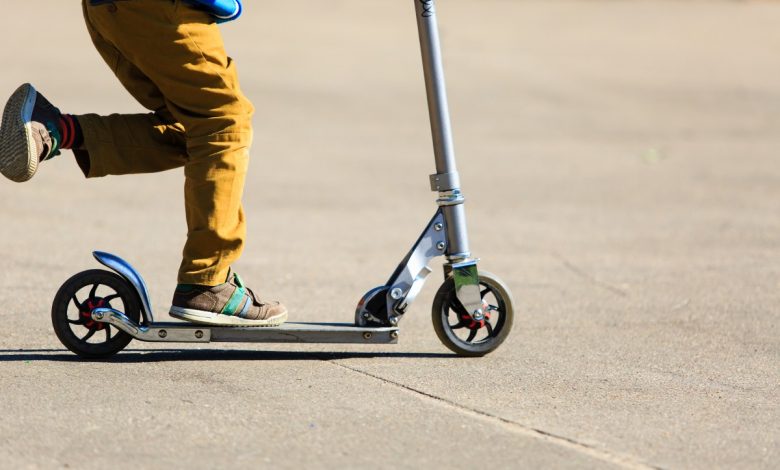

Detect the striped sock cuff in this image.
[59,114,82,150]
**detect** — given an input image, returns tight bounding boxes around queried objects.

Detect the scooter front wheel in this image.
[431,271,514,357]
[51,269,141,359]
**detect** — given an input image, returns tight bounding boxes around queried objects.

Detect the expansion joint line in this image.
[323,359,662,470]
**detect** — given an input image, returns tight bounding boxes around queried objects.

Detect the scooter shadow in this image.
[0,348,456,363]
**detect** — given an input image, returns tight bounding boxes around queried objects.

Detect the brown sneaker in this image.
[169,273,287,327]
[0,84,63,182]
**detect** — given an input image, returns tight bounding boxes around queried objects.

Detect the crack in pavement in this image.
[555,253,630,297]
[323,358,662,470]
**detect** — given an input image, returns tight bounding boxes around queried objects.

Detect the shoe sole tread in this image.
[169,306,288,327]
[0,84,38,182]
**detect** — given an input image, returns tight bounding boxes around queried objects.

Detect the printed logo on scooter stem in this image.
[419,0,435,18]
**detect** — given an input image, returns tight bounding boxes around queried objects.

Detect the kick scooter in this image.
[50,0,515,358]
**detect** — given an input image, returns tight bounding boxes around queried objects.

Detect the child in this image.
[0,0,286,327]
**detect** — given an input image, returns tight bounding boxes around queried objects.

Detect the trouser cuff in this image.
[72,114,109,178]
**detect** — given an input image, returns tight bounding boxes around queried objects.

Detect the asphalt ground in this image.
[0,1,778,468]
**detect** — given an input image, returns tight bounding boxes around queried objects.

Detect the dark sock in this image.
[176,283,220,292]
[176,284,200,293]
[59,114,83,150]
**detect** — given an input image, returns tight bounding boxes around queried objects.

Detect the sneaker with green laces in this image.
[169,272,288,327]
[0,83,63,182]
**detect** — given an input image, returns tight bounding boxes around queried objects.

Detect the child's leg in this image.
[74,112,188,177]
[76,7,189,177]
[83,0,254,286]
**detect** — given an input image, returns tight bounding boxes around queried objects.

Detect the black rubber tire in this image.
[51,269,141,359]
[432,271,514,357]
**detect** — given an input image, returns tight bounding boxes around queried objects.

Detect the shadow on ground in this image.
[0,348,456,363]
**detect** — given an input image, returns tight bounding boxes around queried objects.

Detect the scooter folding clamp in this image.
[382,210,448,324]
[429,171,461,192]
[436,189,465,207]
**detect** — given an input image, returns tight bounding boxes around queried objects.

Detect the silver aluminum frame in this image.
[91,307,399,344]
[415,0,471,260]
[405,0,483,316]
[331,0,488,324]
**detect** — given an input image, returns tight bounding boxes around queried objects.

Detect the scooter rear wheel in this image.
[51,269,141,359]
[432,271,514,357]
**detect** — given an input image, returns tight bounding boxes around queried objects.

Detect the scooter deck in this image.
[162,322,398,344]
[93,307,399,345]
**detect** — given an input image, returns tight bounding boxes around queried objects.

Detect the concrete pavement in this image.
[0,1,778,468]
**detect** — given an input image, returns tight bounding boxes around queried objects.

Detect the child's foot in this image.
[0,83,64,182]
[169,272,288,327]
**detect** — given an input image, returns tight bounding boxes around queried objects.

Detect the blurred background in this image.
[0,1,777,469]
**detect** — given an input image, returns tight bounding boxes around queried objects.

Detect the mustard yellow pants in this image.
[76,0,254,286]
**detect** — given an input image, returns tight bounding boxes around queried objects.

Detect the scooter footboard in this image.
[91,308,399,345]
